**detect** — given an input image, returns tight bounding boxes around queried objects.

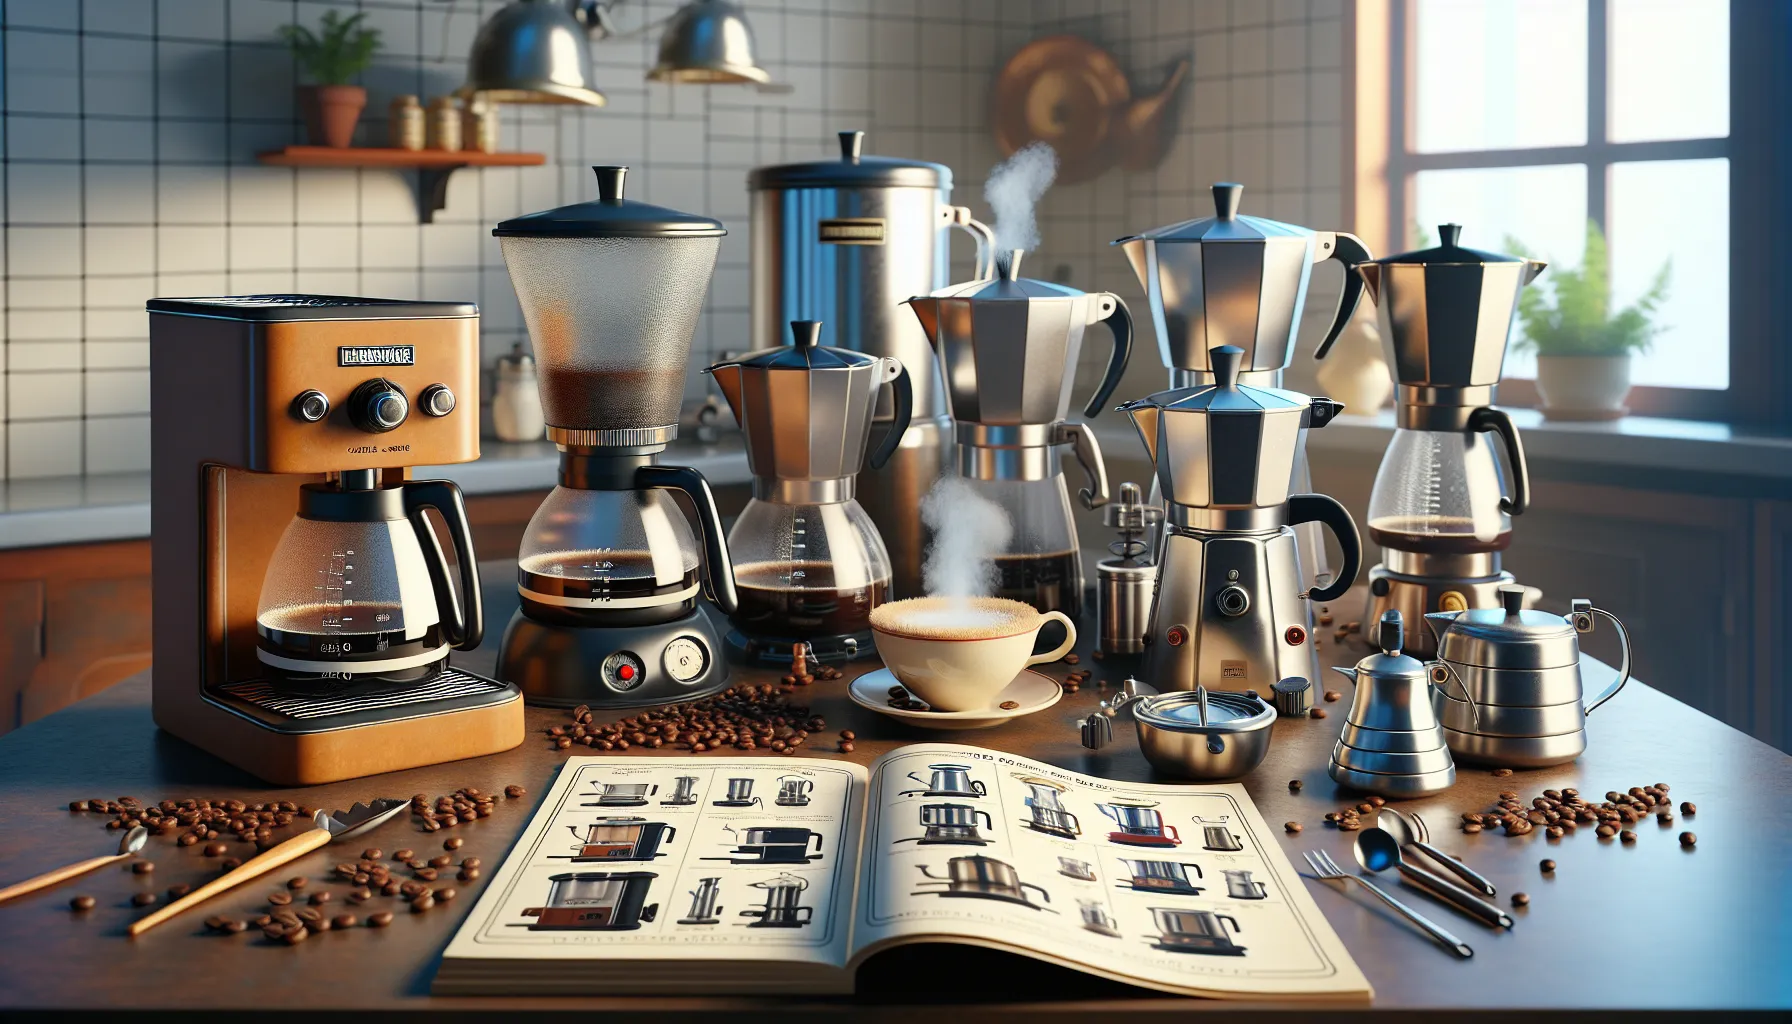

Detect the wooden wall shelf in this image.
[256,146,548,223]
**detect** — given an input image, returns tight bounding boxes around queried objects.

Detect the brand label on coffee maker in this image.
[818,218,886,245]
[338,345,416,367]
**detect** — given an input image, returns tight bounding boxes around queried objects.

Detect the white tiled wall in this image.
[0,0,1348,480]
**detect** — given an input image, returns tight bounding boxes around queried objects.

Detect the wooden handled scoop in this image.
[0,826,149,904]
[129,799,408,937]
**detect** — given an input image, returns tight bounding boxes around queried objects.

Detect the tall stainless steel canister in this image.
[748,130,991,597]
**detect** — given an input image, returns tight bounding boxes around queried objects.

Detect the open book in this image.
[433,743,1370,1000]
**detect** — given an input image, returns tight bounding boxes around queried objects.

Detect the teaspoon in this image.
[0,826,149,904]
[1377,808,1497,896]
[1354,827,1514,929]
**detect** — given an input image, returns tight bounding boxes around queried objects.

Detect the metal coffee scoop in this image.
[129,799,408,936]
[0,826,148,904]
[1353,826,1513,929]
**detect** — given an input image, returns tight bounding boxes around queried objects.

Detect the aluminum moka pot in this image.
[1328,611,1458,798]
[1114,182,1372,383]
[705,320,912,496]
[1427,584,1633,767]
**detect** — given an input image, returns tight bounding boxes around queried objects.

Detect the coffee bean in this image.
[410,895,435,913]
[131,892,157,907]
[1539,858,1556,872]
[286,877,307,890]
[1679,802,1696,816]
[369,911,394,928]
[1309,708,1327,719]
[1596,824,1617,838]
[443,837,464,851]
[1284,821,1303,833]
[1288,779,1303,792]
[267,891,292,906]
[308,892,331,905]
[202,842,227,857]
[1620,830,1637,843]
[70,895,95,911]
[382,881,402,896]
[1063,654,1079,665]
[1511,892,1530,907]
[361,848,382,860]
[1493,768,1514,777]
[427,854,451,868]
[394,849,414,861]
[434,887,458,902]
[129,859,154,875]
[1323,690,1341,703]
[282,926,309,945]
[1679,831,1697,847]
[1461,824,1482,834]
[414,867,438,881]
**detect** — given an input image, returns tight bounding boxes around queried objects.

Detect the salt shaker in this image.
[388,95,424,151]
[490,342,545,442]
[427,95,462,151]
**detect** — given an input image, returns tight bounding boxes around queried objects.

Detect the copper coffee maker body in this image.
[148,296,523,785]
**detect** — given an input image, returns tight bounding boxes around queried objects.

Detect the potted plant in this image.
[280,10,382,149]
[1508,220,1671,420]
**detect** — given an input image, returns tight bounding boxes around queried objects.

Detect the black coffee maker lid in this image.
[493,166,726,239]
[719,320,883,370]
[1369,223,1529,266]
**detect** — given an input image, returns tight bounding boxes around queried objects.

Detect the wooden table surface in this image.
[1,581,1788,1016]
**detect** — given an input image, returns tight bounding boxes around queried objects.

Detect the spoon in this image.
[1377,808,1497,897]
[0,826,149,904]
[1354,827,1514,929]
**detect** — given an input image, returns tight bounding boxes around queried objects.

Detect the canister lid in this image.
[1367,223,1530,267]
[1435,584,1580,668]
[494,166,726,238]
[1133,690,1275,733]
[1111,182,1314,245]
[747,130,949,190]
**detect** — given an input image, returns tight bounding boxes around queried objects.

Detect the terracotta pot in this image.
[1535,353,1632,421]
[299,85,367,148]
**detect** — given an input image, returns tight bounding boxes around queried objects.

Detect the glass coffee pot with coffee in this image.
[1345,225,1547,655]
[705,320,911,665]
[906,250,1134,616]
[256,470,483,691]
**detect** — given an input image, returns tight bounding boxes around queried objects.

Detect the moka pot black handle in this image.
[1083,296,1135,418]
[1287,493,1360,604]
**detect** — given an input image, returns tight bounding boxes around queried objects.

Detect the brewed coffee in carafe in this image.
[1366,425,1514,555]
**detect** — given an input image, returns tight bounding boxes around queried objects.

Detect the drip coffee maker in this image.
[147,295,522,785]
[706,320,911,665]
[1098,800,1181,848]
[1339,225,1546,655]
[906,250,1134,616]
[556,817,675,861]
[520,872,658,931]
[1115,183,1373,589]
[493,167,740,707]
[1122,346,1360,694]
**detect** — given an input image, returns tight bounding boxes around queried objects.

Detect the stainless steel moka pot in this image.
[749,130,994,598]
[906,251,1134,617]
[1122,345,1359,694]
[1115,183,1373,590]
[706,320,911,664]
[1337,225,1548,655]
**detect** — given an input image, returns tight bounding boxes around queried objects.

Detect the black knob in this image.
[1377,610,1404,654]
[291,390,330,423]
[348,378,408,433]
[1370,576,1390,597]
[1215,585,1251,618]
[419,383,456,417]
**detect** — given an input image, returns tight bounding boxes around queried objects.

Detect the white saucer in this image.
[848,667,1062,730]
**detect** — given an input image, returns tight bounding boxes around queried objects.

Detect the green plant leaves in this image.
[1507,220,1671,357]
[280,10,382,86]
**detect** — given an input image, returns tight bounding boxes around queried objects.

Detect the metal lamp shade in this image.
[462,0,608,106]
[648,0,772,85]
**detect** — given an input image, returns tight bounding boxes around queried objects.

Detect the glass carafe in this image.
[728,498,891,640]
[517,486,702,625]
[966,475,1084,618]
[1366,427,1513,553]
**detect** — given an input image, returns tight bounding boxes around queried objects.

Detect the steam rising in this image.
[984,142,1059,274]
[921,477,1013,604]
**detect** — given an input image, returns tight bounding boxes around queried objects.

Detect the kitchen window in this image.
[1374,0,1782,422]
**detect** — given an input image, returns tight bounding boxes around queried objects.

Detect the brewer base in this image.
[498,605,730,709]
[725,628,877,667]
[1366,562,1538,659]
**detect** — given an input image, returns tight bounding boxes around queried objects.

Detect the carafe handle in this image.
[868,360,913,470]
[635,465,740,615]
[1082,296,1135,418]
[1310,232,1374,360]
[1578,605,1632,716]
[976,809,994,831]
[1219,913,1242,933]
[402,479,483,650]
[1055,421,1111,509]
[1287,494,1361,603]
[1467,406,1530,516]
[808,832,824,855]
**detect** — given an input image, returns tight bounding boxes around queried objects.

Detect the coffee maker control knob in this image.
[291,390,330,423]
[348,378,408,433]
[419,383,456,417]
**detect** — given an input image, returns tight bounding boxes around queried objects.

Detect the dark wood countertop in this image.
[1,585,1788,1015]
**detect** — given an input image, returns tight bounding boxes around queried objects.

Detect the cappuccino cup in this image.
[869,597,1076,712]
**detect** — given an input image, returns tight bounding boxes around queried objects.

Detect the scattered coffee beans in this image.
[1680,801,1696,816]
[554,685,823,751]
[1511,892,1530,907]
[362,848,382,860]
[131,892,157,907]
[202,843,227,857]
[1284,821,1303,833]
[308,891,331,905]
[70,895,95,911]
[286,876,307,890]
[1679,831,1697,847]
[410,895,435,913]
[1288,779,1303,792]
[1323,690,1341,703]
[131,860,154,874]
[1620,829,1637,843]
[1309,708,1327,719]
[167,883,191,899]
[267,891,292,906]
[369,911,394,928]
[1539,859,1555,872]
[443,837,464,851]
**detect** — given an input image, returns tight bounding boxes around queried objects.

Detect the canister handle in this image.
[402,479,484,650]
[1468,406,1531,516]
[1310,232,1374,361]
[1578,605,1632,716]
[943,205,996,280]
[868,360,912,470]
[635,465,739,614]
[1056,421,1111,509]
[1083,296,1135,419]
[1287,494,1360,603]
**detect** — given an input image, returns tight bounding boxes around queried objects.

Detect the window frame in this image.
[1372,0,1785,426]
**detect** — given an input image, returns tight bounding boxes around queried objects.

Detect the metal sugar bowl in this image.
[1427,584,1633,767]
[1327,611,1458,798]
[1083,679,1277,780]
